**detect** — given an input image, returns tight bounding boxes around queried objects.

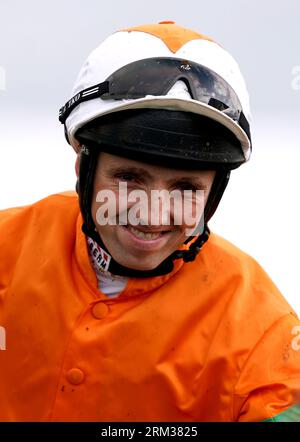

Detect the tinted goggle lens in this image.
[103,58,242,122]
[59,57,250,146]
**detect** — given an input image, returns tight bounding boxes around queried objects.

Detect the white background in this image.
[0,0,299,312]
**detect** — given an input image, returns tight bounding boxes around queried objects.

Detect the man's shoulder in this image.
[0,192,80,282]
[205,231,257,269]
[203,231,298,318]
[205,231,279,292]
[30,191,79,219]
[0,191,78,224]
[0,191,80,249]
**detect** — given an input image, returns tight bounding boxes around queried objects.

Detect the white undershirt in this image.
[96,269,128,298]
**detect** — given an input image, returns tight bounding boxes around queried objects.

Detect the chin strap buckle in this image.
[182,246,202,263]
[173,225,210,263]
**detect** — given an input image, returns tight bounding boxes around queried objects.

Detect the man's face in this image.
[91,152,216,271]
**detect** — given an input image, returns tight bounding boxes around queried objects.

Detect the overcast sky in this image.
[0,0,300,113]
[0,0,299,311]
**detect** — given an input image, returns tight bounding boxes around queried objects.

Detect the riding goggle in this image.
[59,57,250,142]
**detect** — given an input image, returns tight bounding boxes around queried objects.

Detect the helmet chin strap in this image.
[82,221,210,277]
[77,145,230,278]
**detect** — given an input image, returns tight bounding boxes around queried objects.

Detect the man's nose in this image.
[146,186,175,227]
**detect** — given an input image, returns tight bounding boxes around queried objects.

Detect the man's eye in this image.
[174,183,197,192]
[116,173,137,182]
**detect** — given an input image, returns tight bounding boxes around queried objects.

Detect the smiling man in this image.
[0,22,299,422]
[90,151,215,272]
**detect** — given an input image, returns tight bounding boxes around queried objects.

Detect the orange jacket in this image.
[0,192,299,422]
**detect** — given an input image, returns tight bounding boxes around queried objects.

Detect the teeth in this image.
[128,226,161,240]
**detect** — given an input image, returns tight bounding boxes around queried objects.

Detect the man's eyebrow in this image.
[108,167,208,188]
[168,177,208,189]
[107,166,152,180]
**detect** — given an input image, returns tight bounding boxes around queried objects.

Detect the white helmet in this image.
[59,22,253,276]
[59,21,251,160]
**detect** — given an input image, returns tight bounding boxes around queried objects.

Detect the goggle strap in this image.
[59,81,109,124]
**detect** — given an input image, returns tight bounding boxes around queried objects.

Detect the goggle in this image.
[59,57,250,142]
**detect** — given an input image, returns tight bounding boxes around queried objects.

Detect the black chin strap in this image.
[78,145,230,277]
[82,221,210,277]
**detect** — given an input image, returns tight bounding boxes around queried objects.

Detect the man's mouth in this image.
[123,225,172,241]
[127,226,162,240]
